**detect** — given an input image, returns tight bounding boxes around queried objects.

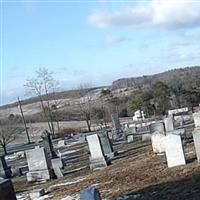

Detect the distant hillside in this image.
[0,86,105,109]
[112,66,200,90]
[1,66,200,110]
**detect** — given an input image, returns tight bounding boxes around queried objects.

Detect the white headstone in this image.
[127,134,134,143]
[86,134,107,169]
[26,147,50,171]
[193,112,200,128]
[151,132,166,153]
[87,134,104,159]
[164,116,174,132]
[193,128,200,162]
[142,133,151,141]
[25,147,53,182]
[165,135,185,168]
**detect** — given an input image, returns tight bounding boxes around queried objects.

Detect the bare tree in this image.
[25,68,59,138]
[0,118,20,155]
[74,84,95,132]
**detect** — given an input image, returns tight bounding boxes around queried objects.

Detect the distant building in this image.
[133,110,145,121]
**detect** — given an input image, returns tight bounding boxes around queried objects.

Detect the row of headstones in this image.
[126,116,176,144]
[26,129,117,181]
[151,113,200,168]
[0,130,63,182]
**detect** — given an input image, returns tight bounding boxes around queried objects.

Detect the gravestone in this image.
[29,189,45,199]
[98,131,115,158]
[129,124,136,133]
[149,122,165,135]
[193,112,200,128]
[80,187,102,200]
[142,133,151,141]
[26,147,53,182]
[111,112,121,130]
[127,134,134,143]
[164,116,174,132]
[57,140,65,148]
[87,134,108,170]
[165,134,186,168]
[151,132,166,153]
[0,179,16,200]
[193,128,200,162]
[111,113,122,140]
[41,130,57,159]
[0,156,12,178]
[51,158,64,178]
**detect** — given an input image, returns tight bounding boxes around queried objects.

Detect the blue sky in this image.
[1,0,200,105]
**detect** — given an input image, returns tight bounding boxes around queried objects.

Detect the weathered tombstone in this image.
[41,130,57,159]
[193,112,200,128]
[151,132,166,153]
[80,187,102,200]
[111,112,121,130]
[87,134,108,170]
[0,156,12,178]
[26,147,53,182]
[149,122,165,135]
[111,113,122,140]
[165,134,186,168]
[98,131,115,158]
[29,188,45,199]
[193,128,200,162]
[164,116,174,132]
[51,158,64,178]
[0,179,16,200]
[127,134,134,143]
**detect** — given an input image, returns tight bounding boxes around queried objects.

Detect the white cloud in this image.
[104,35,130,45]
[88,0,200,29]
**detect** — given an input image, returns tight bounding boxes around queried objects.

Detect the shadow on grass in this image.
[115,172,200,200]
[112,142,151,161]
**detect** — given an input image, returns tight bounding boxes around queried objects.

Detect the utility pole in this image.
[17,97,31,144]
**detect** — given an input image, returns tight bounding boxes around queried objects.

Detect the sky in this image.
[1,0,200,105]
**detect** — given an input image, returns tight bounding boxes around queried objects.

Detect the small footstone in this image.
[29,188,45,199]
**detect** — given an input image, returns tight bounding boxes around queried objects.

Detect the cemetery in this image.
[2,0,200,198]
[0,108,200,200]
